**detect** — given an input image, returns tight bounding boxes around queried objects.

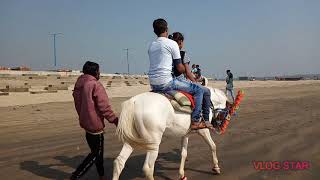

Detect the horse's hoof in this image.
[180,176,187,180]
[212,168,221,175]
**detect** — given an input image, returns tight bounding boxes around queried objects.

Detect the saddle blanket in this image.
[168,91,195,114]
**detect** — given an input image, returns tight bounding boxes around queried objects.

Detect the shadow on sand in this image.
[20,148,215,180]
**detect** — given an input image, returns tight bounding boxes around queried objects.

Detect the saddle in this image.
[169,91,195,114]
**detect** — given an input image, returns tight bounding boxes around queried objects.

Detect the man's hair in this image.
[196,65,199,68]
[83,61,99,77]
[226,70,231,73]
[153,18,168,36]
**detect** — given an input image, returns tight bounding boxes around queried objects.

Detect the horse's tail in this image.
[116,98,138,144]
[116,97,150,148]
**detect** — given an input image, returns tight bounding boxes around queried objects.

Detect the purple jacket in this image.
[73,74,117,133]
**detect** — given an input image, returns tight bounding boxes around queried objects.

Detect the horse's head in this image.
[207,87,228,131]
[208,87,245,134]
[208,87,228,110]
[201,76,227,109]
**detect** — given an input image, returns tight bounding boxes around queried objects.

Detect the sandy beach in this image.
[0,73,320,180]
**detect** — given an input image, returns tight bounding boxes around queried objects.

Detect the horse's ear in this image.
[201,78,205,86]
[202,77,208,87]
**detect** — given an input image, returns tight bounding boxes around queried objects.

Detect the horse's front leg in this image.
[197,129,221,174]
[179,136,189,180]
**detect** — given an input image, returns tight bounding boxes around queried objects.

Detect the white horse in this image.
[112,86,228,180]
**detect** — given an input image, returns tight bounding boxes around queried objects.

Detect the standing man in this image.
[226,69,235,103]
[148,18,210,130]
[71,61,118,180]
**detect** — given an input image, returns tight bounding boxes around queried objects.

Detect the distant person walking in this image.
[226,69,235,103]
[70,61,118,180]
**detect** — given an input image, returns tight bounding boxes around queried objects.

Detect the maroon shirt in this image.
[73,74,117,133]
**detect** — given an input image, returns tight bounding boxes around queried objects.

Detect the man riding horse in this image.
[112,19,244,180]
[168,32,213,129]
[148,18,212,130]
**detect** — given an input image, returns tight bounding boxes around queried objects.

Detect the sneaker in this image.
[191,121,206,130]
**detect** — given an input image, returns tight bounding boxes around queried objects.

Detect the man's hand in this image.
[113,117,119,127]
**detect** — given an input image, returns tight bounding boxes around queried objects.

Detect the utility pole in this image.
[123,48,130,74]
[50,33,63,68]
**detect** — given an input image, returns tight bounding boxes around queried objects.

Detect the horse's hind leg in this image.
[112,143,134,180]
[197,129,221,174]
[142,148,159,180]
[179,136,189,180]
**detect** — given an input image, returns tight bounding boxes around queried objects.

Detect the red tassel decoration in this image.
[220,90,245,134]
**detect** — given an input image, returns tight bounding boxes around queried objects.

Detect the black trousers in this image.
[72,132,104,178]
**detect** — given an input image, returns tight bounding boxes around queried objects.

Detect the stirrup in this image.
[191,121,206,130]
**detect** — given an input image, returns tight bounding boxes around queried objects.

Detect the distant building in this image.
[0,66,31,71]
[238,76,249,81]
[10,66,31,71]
[0,66,10,70]
[275,76,303,81]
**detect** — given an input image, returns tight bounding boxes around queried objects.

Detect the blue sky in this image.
[0,0,319,78]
